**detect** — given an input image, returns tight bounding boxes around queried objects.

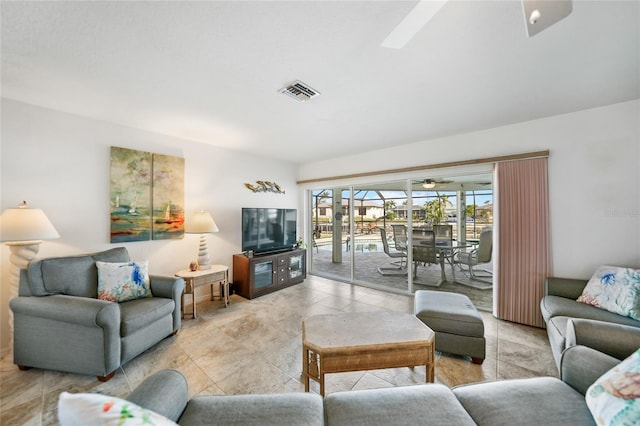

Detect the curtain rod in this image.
[297,150,549,185]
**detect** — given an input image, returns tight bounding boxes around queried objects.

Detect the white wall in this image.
[3,98,638,356]
[298,100,640,279]
[0,98,299,357]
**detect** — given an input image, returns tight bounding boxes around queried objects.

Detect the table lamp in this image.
[185,210,219,270]
[0,201,60,347]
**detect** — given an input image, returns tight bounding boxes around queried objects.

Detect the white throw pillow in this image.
[577,265,640,320]
[96,260,152,302]
[586,348,640,425]
[58,391,178,426]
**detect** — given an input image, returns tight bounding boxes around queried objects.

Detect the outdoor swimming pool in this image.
[316,238,384,253]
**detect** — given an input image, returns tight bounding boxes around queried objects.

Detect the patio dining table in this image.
[433,241,475,285]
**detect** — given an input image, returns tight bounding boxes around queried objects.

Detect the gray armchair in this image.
[9,247,184,381]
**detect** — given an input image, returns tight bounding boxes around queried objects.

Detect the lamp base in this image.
[5,241,42,355]
[197,234,211,270]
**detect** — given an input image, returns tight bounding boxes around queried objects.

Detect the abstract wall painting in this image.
[152,153,185,240]
[110,147,184,243]
[110,147,152,243]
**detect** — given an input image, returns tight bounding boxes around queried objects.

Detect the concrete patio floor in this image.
[310,245,493,312]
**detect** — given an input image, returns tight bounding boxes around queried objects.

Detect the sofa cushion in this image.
[58,391,177,426]
[119,297,175,336]
[26,247,130,297]
[97,261,152,302]
[577,266,640,320]
[541,295,640,327]
[453,377,595,426]
[586,348,640,425]
[40,256,97,297]
[324,384,475,426]
[178,393,324,426]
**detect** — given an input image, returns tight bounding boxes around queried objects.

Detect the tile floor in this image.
[0,275,557,425]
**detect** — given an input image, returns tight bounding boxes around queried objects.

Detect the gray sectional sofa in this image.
[540,276,640,370]
[120,317,638,426]
[10,247,184,381]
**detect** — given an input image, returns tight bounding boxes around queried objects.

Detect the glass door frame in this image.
[306,179,416,295]
[304,167,494,296]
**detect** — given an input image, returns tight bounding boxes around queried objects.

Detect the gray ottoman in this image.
[414,290,485,364]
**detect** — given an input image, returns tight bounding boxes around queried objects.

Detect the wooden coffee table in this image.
[302,311,435,396]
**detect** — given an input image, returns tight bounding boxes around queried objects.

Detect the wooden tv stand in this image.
[233,248,306,299]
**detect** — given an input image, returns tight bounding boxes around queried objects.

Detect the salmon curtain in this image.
[495,157,551,328]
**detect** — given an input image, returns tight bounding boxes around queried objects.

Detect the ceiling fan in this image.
[381,0,573,49]
[421,178,453,189]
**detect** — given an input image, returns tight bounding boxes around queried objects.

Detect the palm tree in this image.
[466,204,477,220]
[424,193,452,225]
[384,200,397,221]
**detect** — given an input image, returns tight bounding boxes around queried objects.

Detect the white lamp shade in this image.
[0,207,60,242]
[186,210,219,234]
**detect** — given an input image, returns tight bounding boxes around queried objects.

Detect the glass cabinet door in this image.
[288,254,304,280]
[253,260,275,290]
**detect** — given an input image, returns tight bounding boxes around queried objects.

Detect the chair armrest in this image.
[454,247,477,262]
[150,276,184,332]
[545,277,588,299]
[150,275,184,300]
[9,294,118,329]
[566,318,640,360]
[126,369,188,422]
[560,345,620,395]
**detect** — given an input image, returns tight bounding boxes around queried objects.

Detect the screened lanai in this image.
[308,174,494,311]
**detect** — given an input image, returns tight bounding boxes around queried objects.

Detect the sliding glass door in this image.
[309,188,351,283]
[351,183,410,292]
[308,172,494,309]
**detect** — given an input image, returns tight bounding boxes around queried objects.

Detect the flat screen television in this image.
[242,208,297,254]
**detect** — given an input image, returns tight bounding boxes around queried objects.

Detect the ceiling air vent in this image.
[279,80,320,103]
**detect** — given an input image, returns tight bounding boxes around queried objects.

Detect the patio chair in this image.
[377,228,407,276]
[433,224,453,245]
[455,228,493,284]
[433,224,454,263]
[391,224,408,252]
[412,229,437,279]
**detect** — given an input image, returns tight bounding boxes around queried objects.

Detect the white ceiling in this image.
[2,1,638,164]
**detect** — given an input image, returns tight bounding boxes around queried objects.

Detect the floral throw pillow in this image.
[586,348,640,426]
[96,261,152,302]
[58,391,177,426]
[577,266,640,320]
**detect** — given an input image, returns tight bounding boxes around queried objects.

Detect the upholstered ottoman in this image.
[414,290,485,364]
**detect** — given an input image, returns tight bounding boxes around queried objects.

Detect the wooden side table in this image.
[175,265,229,319]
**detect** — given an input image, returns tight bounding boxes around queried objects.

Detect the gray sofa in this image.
[10,247,184,381]
[120,318,638,426]
[540,276,640,370]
